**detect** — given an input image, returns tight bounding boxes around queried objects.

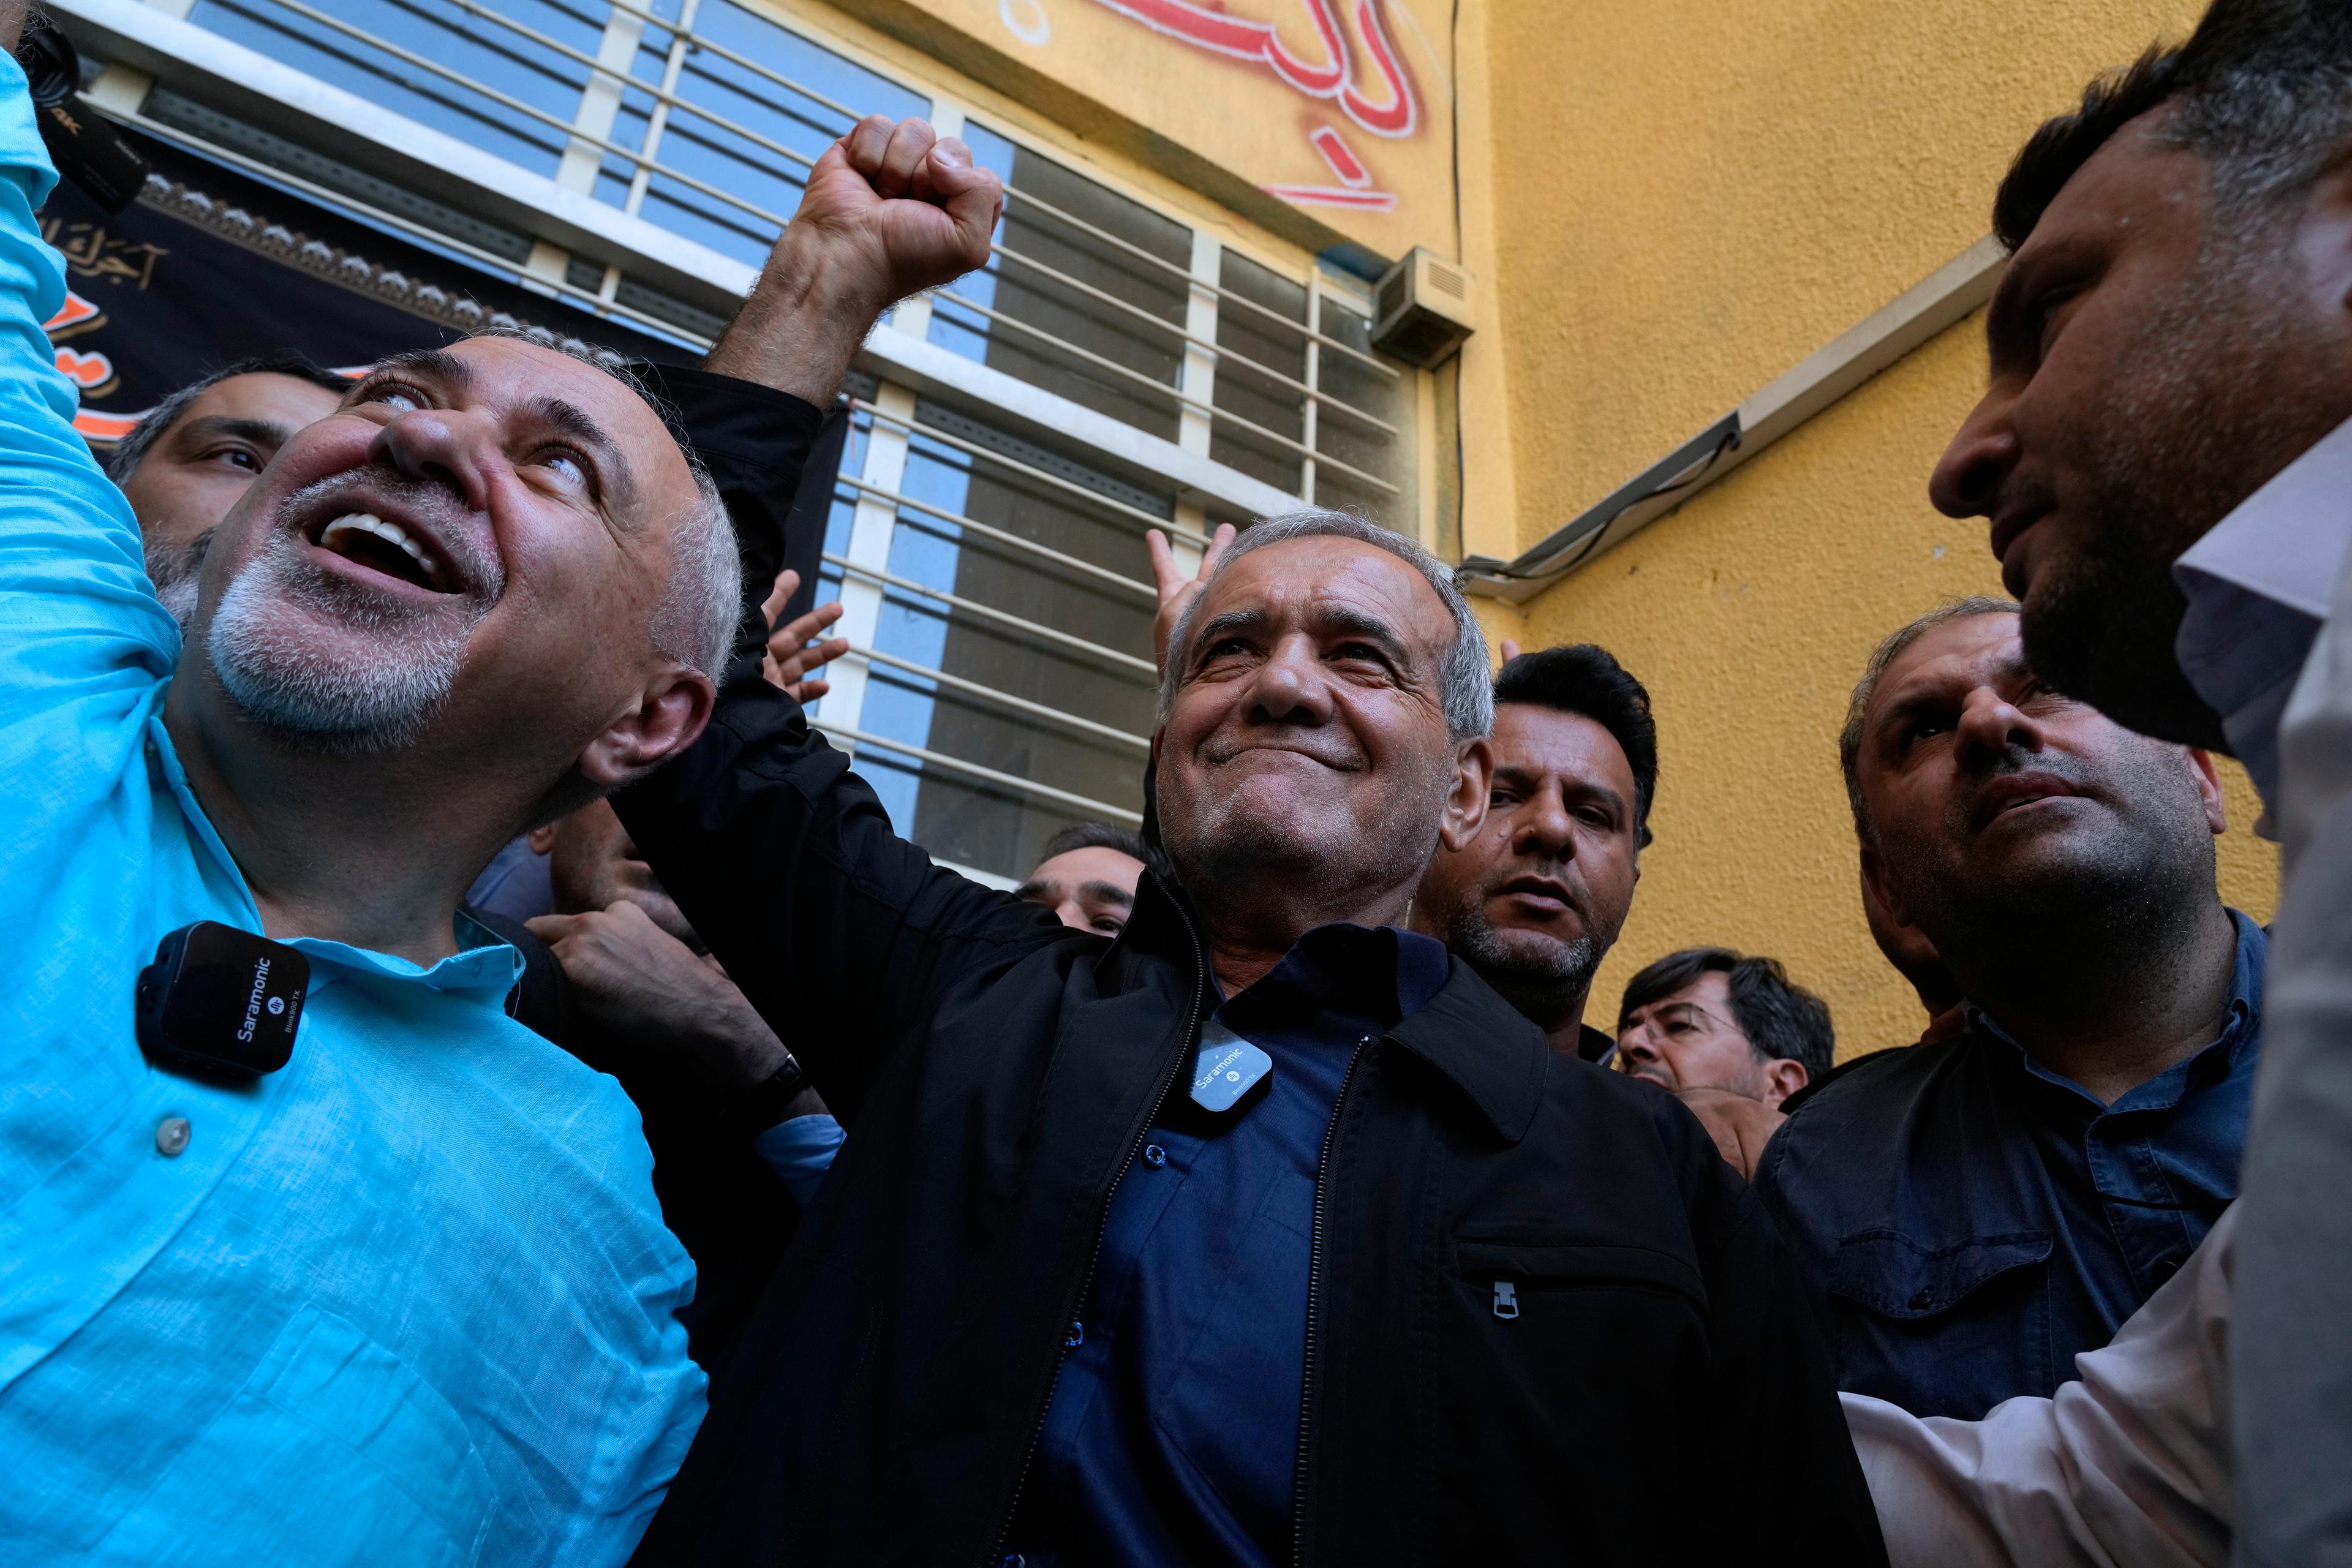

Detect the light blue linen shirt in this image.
[0,60,704,1567]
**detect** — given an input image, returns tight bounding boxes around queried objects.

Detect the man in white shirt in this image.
[1919,1,2352,1562]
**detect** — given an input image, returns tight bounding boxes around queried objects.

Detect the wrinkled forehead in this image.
[1874,612,2026,718]
[1190,535,1452,649]
[1626,970,1733,1027]
[421,337,699,516]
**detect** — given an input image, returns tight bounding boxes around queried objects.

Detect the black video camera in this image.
[136,922,309,1079]
[15,18,148,213]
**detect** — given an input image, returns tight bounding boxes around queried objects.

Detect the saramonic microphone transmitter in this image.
[135,922,309,1078]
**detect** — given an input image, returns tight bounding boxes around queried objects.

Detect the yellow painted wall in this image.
[1474,0,2279,1056]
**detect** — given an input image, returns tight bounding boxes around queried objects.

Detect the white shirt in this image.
[1845,1205,2236,1568]
[2173,415,2352,817]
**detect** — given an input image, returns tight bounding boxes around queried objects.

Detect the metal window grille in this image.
[116,0,1415,879]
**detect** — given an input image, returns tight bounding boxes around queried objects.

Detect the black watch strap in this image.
[736,1052,810,1135]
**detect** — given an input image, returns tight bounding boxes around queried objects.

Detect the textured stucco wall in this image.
[1476,0,2278,1057]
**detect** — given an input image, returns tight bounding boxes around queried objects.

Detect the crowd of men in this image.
[4,0,2350,1561]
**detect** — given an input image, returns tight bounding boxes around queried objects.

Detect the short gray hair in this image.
[1839,595,2019,846]
[467,327,738,680]
[1158,508,1493,741]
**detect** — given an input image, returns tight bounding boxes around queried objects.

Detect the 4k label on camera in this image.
[1190,1019,1272,1112]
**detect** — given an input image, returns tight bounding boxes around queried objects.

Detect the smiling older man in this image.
[615,513,1882,1565]
[0,12,1002,1556]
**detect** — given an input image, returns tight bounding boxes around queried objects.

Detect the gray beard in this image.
[206,529,477,755]
[1443,907,1602,1033]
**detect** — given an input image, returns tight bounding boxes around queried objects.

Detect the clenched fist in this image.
[706,115,1005,402]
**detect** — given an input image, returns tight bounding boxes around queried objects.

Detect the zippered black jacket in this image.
[616,670,1886,1567]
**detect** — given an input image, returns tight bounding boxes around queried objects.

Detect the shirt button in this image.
[1908,1289,1934,1312]
[155,1116,191,1157]
[1142,1144,1167,1169]
[1063,1320,1084,1349]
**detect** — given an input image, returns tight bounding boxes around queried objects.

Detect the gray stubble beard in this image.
[206,526,481,755]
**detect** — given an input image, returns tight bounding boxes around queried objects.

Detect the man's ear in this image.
[575,666,715,791]
[1758,1057,1809,1111]
[1439,736,1494,852]
[1859,842,1917,933]
[2186,747,2228,835]
[526,821,559,856]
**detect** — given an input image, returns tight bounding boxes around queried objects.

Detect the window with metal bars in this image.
[130,0,1416,880]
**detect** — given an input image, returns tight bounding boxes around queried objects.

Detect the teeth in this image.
[319,513,437,582]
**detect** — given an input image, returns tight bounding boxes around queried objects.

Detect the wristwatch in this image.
[735,1051,810,1134]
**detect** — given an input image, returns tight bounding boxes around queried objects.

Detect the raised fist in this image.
[788,115,1003,320]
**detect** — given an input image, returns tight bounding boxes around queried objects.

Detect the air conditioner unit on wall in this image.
[1371,247,1473,368]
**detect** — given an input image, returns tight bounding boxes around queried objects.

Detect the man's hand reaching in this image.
[528,899,792,1094]
[704,114,1004,402]
[760,568,850,703]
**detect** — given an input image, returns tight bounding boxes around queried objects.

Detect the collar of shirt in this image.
[2174,416,2352,816]
[1215,921,1452,1035]
[1967,908,2267,1114]
[149,708,524,1000]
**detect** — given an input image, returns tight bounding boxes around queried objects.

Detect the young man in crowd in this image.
[1409,643,1655,1064]
[619,488,1882,1555]
[1919,0,2352,1553]
[1754,599,2263,1423]
[103,352,347,621]
[1616,948,1833,1109]
[1015,821,1154,935]
[0,5,1002,1545]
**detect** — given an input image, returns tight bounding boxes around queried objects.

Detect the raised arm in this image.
[0,33,176,724]
[614,116,1041,1120]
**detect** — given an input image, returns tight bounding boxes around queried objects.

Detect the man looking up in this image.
[0,23,1001,1555]
[1753,600,2262,1422]
[618,502,1882,1564]
[1411,643,1654,1063]
[1923,1,2352,1550]
[104,352,347,621]
[1616,948,1833,1110]
[1015,820,1153,935]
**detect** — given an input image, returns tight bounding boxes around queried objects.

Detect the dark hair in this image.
[1994,0,2352,253]
[1618,947,1835,1080]
[1035,822,1171,884]
[104,352,350,483]
[1493,644,1660,849]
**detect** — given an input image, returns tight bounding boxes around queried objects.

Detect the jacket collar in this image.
[1131,777,1551,1142]
[1385,958,1553,1144]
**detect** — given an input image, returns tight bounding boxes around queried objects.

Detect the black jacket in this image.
[616,673,1885,1566]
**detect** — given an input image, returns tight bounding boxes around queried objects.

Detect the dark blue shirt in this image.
[1753,910,2265,1420]
[1003,924,1450,1567]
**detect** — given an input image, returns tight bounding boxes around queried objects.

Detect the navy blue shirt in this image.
[1003,924,1450,1566]
[1753,910,2265,1420]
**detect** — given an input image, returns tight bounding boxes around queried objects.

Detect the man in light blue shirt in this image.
[0,10,756,1555]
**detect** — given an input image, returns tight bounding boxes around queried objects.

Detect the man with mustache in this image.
[1408,643,1653,1065]
[1749,598,2264,1421]
[0,6,1001,1549]
[618,508,1882,1563]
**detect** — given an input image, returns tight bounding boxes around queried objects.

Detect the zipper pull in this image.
[1493,1280,1519,1320]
